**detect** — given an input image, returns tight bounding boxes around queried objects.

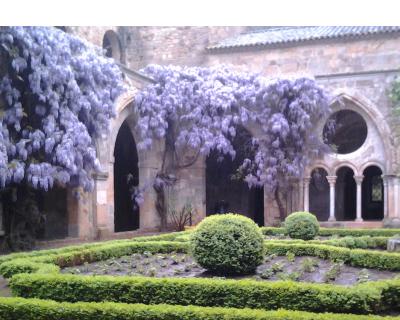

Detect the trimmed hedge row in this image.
[262,227,400,237]
[0,297,396,320]
[266,237,389,250]
[0,231,188,265]
[264,242,400,270]
[0,241,188,278]
[10,273,389,314]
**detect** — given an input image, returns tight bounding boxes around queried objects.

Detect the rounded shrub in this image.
[284,211,320,240]
[190,213,264,275]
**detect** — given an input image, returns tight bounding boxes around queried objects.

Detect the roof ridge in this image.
[209,26,400,51]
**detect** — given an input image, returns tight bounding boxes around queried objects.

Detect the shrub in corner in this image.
[190,213,264,275]
[285,211,319,240]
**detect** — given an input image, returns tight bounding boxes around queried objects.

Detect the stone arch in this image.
[103,30,123,62]
[360,161,385,175]
[305,163,333,177]
[330,91,395,172]
[334,162,359,176]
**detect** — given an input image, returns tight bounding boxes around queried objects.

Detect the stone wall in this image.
[67,27,400,235]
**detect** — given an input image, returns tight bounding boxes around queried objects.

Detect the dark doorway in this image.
[114,121,139,232]
[362,166,383,220]
[309,168,329,221]
[335,167,356,220]
[36,187,68,240]
[205,127,264,226]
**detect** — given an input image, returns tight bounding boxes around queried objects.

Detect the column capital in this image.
[354,175,364,185]
[326,175,337,185]
[303,176,311,184]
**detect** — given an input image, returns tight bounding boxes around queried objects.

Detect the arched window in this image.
[102,30,122,62]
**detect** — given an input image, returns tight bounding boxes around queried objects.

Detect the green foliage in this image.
[264,242,400,271]
[261,227,400,238]
[0,241,188,278]
[286,251,295,262]
[301,258,318,273]
[0,297,393,320]
[323,261,343,283]
[190,214,264,275]
[10,273,387,314]
[284,212,320,240]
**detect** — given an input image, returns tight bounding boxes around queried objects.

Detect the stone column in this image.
[326,176,337,222]
[0,201,4,236]
[394,176,400,220]
[303,176,311,212]
[354,175,364,222]
[382,175,389,219]
[383,174,400,227]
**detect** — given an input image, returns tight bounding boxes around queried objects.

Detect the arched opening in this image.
[103,30,122,62]
[362,166,384,220]
[36,187,68,240]
[309,168,329,221]
[335,166,356,220]
[113,121,139,232]
[205,127,264,226]
[323,109,368,154]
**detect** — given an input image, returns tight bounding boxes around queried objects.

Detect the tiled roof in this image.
[207,26,400,51]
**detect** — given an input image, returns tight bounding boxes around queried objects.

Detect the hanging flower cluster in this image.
[136,64,330,193]
[0,27,124,191]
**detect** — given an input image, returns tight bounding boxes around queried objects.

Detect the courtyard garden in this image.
[0,212,399,319]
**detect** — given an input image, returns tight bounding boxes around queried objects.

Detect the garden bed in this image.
[61,251,399,285]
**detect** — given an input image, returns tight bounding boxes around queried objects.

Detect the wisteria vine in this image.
[0,27,124,192]
[135,64,331,218]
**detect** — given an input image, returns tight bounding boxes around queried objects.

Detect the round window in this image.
[323,110,367,154]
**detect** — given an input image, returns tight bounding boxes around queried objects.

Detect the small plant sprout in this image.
[323,261,343,283]
[286,251,295,263]
[357,269,371,283]
[260,268,274,279]
[271,262,285,273]
[301,258,318,273]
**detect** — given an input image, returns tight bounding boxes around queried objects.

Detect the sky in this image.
[1,0,398,26]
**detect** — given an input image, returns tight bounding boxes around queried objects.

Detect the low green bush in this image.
[0,297,395,320]
[284,212,319,240]
[10,273,386,314]
[190,214,264,275]
[0,231,187,266]
[264,242,400,270]
[261,227,400,238]
[270,237,389,250]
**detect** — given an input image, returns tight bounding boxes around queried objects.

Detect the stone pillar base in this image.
[355,218,364,222]
[383,218,400,228]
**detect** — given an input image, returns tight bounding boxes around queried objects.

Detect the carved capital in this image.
[326,175,337,186]
[303,176,311,186]
[354,175,364,185]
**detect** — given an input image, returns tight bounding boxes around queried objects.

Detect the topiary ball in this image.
[284,211,320,240]
[190,213,264,275]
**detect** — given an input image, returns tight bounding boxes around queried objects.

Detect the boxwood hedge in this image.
[0,297,397,320]
[10,273,386,314]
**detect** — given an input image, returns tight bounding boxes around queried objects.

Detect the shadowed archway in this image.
[335,166,356,220]
[114,120,139,232]
[205,127,264,226]
[309,168,329,221]
[362,165,383,220]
